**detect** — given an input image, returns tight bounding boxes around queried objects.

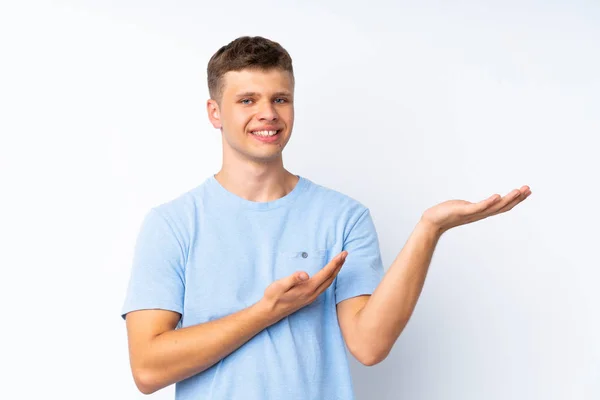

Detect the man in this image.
[121,36,531,399]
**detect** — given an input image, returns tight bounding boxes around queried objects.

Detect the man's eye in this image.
[240,99,253,105]
[274,98,287,104]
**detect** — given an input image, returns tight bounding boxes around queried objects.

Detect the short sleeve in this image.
[120,208,186,320]
[335,208,385,304]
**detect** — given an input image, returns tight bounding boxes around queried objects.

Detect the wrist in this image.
[252,298,282,326]
[417,217,445,238]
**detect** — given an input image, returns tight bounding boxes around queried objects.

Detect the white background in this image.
[1,1,598,399]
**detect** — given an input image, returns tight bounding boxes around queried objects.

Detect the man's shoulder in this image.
[302,176,369,215]
[148,178,211,228]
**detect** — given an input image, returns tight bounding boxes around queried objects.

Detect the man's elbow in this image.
[132,368,161,395]
[358,352,387,366]
[353,345,390,366]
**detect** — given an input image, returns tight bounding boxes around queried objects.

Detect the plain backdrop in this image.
[1,1,598,399]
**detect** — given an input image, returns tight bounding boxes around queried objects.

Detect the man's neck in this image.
[214,163,298,203]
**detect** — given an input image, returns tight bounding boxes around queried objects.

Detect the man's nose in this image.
[257,101,278,121]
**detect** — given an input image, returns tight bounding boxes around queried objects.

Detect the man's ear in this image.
[206,99,222,129]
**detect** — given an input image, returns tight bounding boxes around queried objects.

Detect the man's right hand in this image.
[259,251,348,321]
[124,250,348,394]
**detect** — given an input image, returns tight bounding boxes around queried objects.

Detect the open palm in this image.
[421,185,532,234]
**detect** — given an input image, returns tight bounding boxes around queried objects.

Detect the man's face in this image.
[207,68,295,164]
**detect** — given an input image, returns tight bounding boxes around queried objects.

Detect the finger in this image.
[489,189,531,216]
[476,185,530,213]
[470,194,502,214]
[280,271,310,292]
[279,252,347,294]
[472,189,520,217]
[476,187,531,219]
[310,251,347,286]
[313,264,343,296]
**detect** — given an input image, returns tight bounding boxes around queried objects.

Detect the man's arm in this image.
[337,186,531,365]
[336,220,440,365]
[126,251,347,394]
[126,303,275,394]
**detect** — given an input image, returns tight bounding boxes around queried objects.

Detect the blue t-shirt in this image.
[121,175,384,399]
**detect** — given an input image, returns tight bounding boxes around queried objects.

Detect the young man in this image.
[121,36,531,399]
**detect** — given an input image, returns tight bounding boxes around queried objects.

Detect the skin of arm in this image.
[336,220,441,366]
[337,186,531,365]
[126,252,346,394]
[126,303,278,394]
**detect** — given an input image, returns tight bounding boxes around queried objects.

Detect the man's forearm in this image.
[135,301,279,394]
[355,219,442,362]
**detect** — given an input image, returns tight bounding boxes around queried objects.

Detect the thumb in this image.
[283,271,309,290]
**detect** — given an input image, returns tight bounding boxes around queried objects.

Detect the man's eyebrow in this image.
[234,91,292,98]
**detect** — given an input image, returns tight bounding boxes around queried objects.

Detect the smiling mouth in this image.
[249,129,281,137]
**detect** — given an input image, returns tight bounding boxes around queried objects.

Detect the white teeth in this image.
[251,130,278,137]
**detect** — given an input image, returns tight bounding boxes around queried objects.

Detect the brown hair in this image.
[207,36,294,104]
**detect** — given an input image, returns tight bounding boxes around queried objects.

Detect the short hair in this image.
[207,36,294,104]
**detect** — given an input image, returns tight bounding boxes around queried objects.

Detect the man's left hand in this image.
[420,185,532,235]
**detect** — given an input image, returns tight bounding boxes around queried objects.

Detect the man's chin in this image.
[246,151,284,165]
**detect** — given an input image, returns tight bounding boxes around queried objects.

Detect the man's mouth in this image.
[249,129,281,137]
